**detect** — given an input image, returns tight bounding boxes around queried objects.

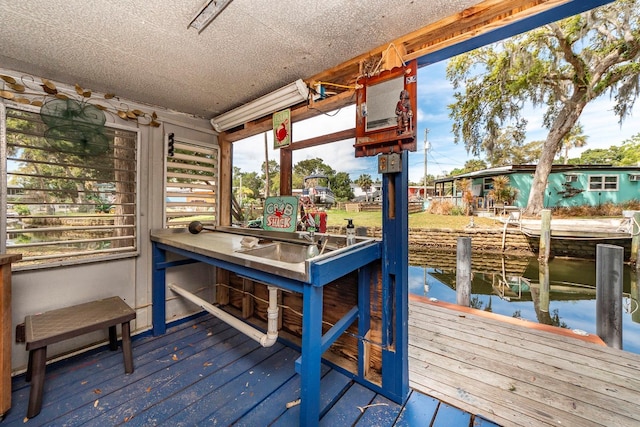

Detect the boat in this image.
[302,173,335,208]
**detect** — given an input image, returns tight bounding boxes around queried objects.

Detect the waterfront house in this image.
[434,164,640,210]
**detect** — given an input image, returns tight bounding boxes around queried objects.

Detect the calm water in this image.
[408,253,640,354]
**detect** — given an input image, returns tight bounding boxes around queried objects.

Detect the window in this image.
[164,136,218,228]
[2,107,138,268]
[483,177,493,192]
[588,175,618,191]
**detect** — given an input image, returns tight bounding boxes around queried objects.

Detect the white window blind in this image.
[165,136,219,228]
[2,107,138,268]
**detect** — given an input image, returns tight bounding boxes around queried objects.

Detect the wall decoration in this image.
[0,73,161,128]
[354,59,417,157]
[262,196,298,232]
[273,109,291,149]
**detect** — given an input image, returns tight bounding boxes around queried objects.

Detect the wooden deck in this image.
[408,295,640,427]
[4,314,497,426]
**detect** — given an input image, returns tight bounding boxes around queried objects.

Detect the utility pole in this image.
[423,128,430,200]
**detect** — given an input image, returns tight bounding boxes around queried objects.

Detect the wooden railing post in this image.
[596,244,624,349]
[456,237,472,307]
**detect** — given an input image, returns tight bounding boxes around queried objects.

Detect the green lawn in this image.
[324,209,502,229]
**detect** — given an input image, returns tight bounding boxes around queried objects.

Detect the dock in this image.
[409,295,640,426]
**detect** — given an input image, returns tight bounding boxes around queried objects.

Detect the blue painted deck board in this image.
[319,381,376,426]
[6,314,493,426]
[433,402,472,427]
[395,390,439,426]
[355,394,403,426]
[161,346,299,426]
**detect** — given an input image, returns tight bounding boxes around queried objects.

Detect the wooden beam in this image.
[218,133,232,226]
[285,128,356,151]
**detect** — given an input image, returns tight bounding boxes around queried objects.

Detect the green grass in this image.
[324,209,502,229]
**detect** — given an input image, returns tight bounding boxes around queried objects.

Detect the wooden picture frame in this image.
[354,60,417,157]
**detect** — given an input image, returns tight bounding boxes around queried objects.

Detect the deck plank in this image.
[165,346,299,425]
[269,369,352,426]
[394,390,439,425]
[232,364,332,426]
[319,381,376,426]
[408,298,640,427]
[432,402,472,427]
[354,394,403,426]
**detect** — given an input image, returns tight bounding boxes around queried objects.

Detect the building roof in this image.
[435,164,640,183]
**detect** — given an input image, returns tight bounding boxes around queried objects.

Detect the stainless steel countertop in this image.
[150,227,378,282]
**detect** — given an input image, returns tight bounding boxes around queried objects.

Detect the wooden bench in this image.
[23,296,135,418]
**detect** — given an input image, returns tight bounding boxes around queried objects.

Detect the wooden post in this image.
[539,209,551,263]
[631,269,640,325]
[456,237,472,307]
[631,212,640,268]
[596,244,624,349]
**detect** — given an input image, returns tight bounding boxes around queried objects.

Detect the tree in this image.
[617,133,640,165]
[261,160,279,197]
[331,172,353,200]
[293,158,335,177]
[447,0,640,215]
[574,147,621,164]
[355,174,373,201]
[483,125,544,167]
[292,158,335,191]
[449,159,488,176]
[559,123,588,164]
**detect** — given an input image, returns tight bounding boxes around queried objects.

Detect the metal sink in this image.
[240,241,315,263]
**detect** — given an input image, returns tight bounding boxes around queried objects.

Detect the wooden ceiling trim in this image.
[403,0,570,62]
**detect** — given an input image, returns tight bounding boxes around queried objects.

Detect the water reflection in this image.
[408,250,640,354]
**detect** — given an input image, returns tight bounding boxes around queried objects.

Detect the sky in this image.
[233,60,640,185]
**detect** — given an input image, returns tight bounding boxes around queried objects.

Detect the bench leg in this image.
[26,349,33,382]
[108,325,118,351]
[121,321,134,374]
[27,347,46,418]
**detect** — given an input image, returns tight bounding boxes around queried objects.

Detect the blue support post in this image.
[151,242,167,336]
[380,151,409,402]
[300,284,324,426]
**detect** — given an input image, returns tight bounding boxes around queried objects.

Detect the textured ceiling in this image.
[0,0,481,119]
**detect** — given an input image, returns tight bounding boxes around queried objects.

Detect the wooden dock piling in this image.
[456,237,471,307]
[539,209,551,263]
[596,244,624,349]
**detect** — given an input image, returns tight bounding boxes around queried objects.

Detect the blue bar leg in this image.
[300,285,323,426]
[152,242,167,336]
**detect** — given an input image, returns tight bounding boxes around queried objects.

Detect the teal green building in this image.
[434,165,640,209]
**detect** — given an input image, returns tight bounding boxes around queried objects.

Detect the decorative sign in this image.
[273,109,291,149]
[354,60,418,157]
[262,196,298,232]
